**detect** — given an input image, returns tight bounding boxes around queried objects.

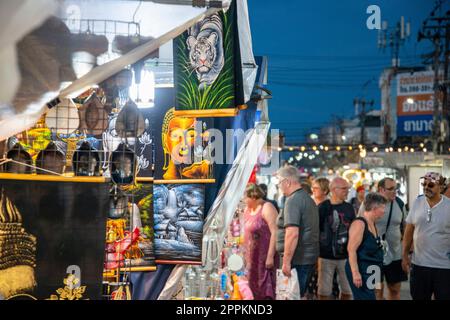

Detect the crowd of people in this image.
[241,166,450,300]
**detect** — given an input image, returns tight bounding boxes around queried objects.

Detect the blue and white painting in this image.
[153,184,205,263]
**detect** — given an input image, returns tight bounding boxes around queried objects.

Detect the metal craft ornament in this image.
[3,143,33,174]
[78,93,109,136]
[72,141,100,176]
[45,98,80,135]
[109,143,137,184]
[115,100,145,139]
[35,141,66,175]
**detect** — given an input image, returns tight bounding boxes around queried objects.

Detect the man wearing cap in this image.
[402,172,450,300]
[275,165,319,299]
[358,177,408,300]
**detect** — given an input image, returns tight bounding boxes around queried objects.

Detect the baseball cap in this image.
[421,172,446,184]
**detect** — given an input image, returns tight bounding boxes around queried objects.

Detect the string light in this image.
[315,150,320,155]
[312,146,317,151]
[324,146,329,151]
[404,146,409,152]
[398,148,402,153]
[372,147,378,152]
[389,147,394,152]
[420,143,424,148]
[348,146,353,151]
[300,146,306,151]
[423,148,427,152]
[385,148,390,153]
[289,147,294,151]
[359,149,367,158]
[336,146,341,151]
[358,144,363,149]
[319,145,324,150]
[410,148,414,152]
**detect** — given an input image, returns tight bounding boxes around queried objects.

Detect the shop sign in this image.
[397,115,433,136]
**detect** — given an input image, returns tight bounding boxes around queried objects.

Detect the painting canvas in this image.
[105,183,155,271]
[153,184,205,263]
[173,2,239,113]
[146,88,214,181]
[0,178,109,300]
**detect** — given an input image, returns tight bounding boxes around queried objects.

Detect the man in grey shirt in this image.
[402,172,450,300]
[275,165,319,298]
[358,177,408,300]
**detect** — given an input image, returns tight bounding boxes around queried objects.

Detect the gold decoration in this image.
[0,189,37,299]
[47,274,87,300]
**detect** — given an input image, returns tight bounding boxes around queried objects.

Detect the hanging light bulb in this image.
[404,146,409,151]
[300,146,306,151]
[398,148,402,153]
[410,148,414,152]
[336,146,341,151]
[319,145,324,150]
[420,143,424,148]
[389,147,394,152]
[372,147,378,152]
[289,147,294,151]
[348,146,353,151]
[312,146,317,151]
[423,148,427,153]
[324,146,329,151]
[385,148,390,153]
[130,69,155,109]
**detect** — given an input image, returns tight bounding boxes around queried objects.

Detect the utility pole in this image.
[418,0,450,154]
[442,19,450,153]
[354,98,374,145]
[378,17,411,144]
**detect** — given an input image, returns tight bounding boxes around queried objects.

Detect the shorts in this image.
[381,260,408,284]
[293,264,316,298]
[318,258,352,297]
[410,264,450,300]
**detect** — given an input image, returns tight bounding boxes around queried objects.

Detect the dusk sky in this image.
[247,0,440,144]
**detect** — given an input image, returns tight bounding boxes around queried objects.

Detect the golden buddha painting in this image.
[161,108,212,180]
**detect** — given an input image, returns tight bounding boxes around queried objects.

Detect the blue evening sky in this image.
[247,0,443,143]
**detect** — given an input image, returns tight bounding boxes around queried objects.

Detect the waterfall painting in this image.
[153,184,205,264]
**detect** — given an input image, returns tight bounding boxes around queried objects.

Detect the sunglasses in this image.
[421,182,436,188]
[426,208,433,223]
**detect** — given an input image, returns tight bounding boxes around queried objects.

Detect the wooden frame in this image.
[173,107,240,118]
[0,173,108,183]
[153,179,215,184]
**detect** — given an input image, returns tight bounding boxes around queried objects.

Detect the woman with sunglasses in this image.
[402,172,450,300]
[345,193,388,300]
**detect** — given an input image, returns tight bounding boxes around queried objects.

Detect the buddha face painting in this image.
[162,108,210,180]
[167,117,196,165]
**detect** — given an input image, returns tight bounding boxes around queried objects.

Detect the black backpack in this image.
[331,209,349,259]
[320,200,350,259]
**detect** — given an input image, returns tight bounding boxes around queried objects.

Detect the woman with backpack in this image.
[346,193,388,300]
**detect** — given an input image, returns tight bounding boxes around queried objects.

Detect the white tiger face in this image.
[187,33,218,74]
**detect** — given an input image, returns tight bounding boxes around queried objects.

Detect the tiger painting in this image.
[186,14,224,89]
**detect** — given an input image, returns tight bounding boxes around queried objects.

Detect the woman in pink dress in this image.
[243,184,279,300]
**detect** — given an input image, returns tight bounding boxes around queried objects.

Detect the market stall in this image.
[0,0,265,300]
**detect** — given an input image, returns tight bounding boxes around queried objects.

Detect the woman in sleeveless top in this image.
[346,193,387,300]
[243,184,279,300]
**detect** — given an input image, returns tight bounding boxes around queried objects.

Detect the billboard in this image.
[396,70,442,136]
